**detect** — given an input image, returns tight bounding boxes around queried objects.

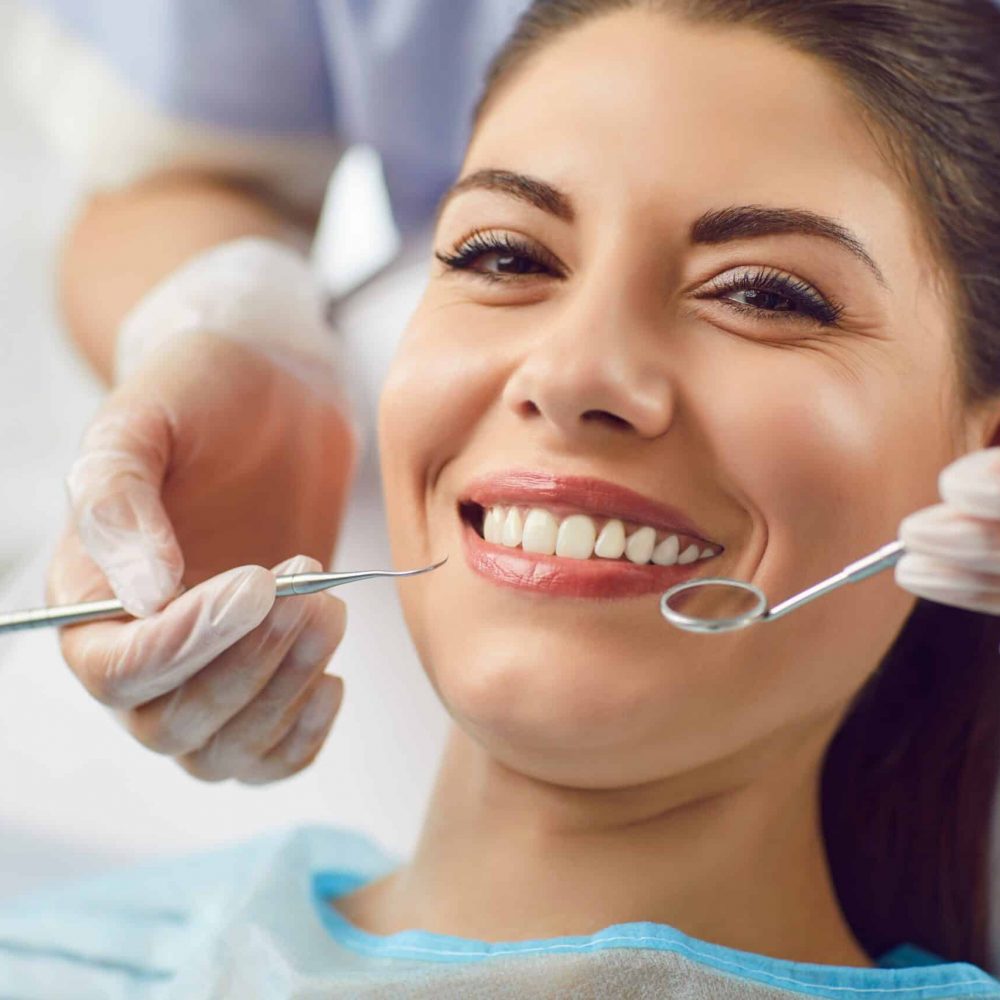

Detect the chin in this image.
[406,610,697,781]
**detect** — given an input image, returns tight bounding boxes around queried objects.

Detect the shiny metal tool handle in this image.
[764,540,905,621]
[0,557,448,635]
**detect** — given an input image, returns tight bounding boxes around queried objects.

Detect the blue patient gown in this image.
[1,825,998,999]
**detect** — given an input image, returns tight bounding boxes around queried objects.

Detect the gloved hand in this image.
[47,543,347,782]
[45,237,360,781]
[896,447,1000,615]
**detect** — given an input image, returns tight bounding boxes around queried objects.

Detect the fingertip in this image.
[272,553,323,576]
[939,450,1000,515]
[244,563,281,605]
[63,452,95,508]
[208,564,277,633]
[290,675,343,747]
[109,558,182,618]
[234,675,344,785]
[323,589,347,610]
[323,592,348,635]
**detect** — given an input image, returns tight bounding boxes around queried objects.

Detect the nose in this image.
[501,291,675,441]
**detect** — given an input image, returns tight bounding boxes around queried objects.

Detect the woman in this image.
[6,0,1000,995]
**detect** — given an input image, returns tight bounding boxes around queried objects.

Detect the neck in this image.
[336,719,872,967]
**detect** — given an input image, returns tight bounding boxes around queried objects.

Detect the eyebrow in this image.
[436,169,574,223]
[436,169,887,287]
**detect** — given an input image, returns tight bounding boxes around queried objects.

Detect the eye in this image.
[434,229,565,282]
[696,266,844,327]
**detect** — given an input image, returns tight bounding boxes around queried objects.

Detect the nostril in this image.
[582,410,630,430]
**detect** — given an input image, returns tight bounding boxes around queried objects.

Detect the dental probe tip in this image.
[400,555,448,576]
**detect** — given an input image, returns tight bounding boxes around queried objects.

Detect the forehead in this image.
[465,9,909,241]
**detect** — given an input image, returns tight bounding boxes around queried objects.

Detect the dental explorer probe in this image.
[0,557,448,635]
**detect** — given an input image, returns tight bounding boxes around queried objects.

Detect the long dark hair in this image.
[473,0,1000,967]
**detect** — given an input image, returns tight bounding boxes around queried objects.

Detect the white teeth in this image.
[677,543,701,564]
[594,519,626,559]
[502,507,524,547]
[521,508,558,555]
[652,534,680,566]
[479,503,719,566]
[556,514,597,559]
[483,506,504,544]
[625,526,656,564]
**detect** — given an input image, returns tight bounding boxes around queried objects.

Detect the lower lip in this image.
[460,517,709,599]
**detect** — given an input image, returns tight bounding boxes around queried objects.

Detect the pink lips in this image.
[458,470,718,599]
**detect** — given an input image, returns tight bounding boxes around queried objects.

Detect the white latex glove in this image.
[46,237,360,782]
[48,546,347,782]
[896,447,1000,615]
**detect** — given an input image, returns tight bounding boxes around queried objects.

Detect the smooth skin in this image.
[341,10,1000,965]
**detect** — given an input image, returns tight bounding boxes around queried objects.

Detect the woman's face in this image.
[377,10,977,787]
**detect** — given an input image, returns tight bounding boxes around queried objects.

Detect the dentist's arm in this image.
[61,170,308,384]
[46,169,360,783]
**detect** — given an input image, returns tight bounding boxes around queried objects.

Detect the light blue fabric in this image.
[0,824,998,999]
[25,0,531,233]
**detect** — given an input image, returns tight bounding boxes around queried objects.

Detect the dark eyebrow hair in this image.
[435,169,574,223]
[436,170,886,287]
[691,205,887,287]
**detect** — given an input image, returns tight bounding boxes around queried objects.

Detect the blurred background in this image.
[0,0,449,899]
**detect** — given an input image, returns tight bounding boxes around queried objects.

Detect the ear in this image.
[963,397,1000,450]
[984,406,1000,449]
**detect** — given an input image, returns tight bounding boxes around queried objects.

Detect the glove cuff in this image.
[113,236,363,453]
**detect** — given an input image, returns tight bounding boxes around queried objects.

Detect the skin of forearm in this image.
[59,170,317,385]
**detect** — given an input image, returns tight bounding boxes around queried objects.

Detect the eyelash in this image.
[434,230,845,327]
[697,266,844,326]
[435,230,564,281]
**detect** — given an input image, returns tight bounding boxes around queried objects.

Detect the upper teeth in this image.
[480,505,718,565]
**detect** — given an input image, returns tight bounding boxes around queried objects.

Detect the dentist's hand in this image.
[896,447,1000,614]
[48,542,347,783]
[45,328,358,781]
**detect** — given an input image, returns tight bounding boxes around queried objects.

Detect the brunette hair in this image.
[473,0,1000,968]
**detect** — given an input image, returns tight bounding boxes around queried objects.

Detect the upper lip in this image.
[460,469,715,543]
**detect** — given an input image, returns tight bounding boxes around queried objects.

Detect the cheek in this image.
[709,351,929,579]
[697,350,944,712]
[378,330,439,573]
[376,306,511,655]
[377,298,538,532]
[378,311,494,506]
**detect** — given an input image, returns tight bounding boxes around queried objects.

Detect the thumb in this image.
[65,400,185,617]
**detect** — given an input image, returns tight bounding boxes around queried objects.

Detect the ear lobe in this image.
[986,408,1000,449]
[969,397,1000,449]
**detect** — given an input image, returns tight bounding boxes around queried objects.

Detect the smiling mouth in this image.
[457,502,720,599]
[459,501,719,567]
[454,470,723,599]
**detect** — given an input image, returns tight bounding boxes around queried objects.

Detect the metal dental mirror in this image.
[660,539,906,634]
